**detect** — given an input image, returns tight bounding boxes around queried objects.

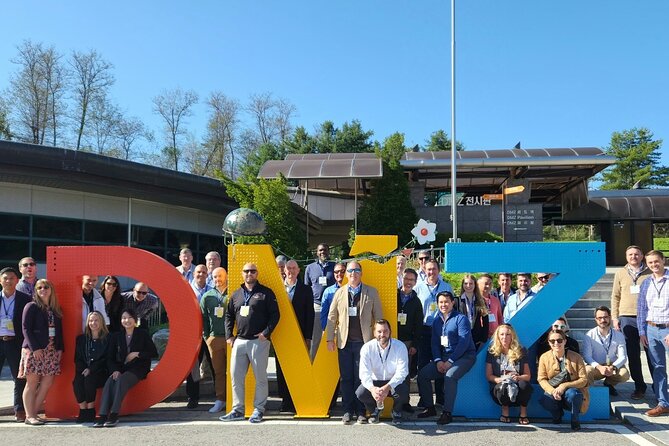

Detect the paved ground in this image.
[2,355,668,446]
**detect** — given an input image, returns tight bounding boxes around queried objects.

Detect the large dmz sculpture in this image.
[42,236,607,420]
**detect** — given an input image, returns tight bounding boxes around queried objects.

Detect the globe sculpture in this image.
[222,208,267,238]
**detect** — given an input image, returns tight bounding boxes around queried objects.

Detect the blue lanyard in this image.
[596,330,613,358]
[1,296,15,319]
[243,288,254,306]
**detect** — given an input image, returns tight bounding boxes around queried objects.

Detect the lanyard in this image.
[626,264,645,284]
[399,292,412,311]
[652,277,667,299]
[462,295,475,323]
[1,296,15,319]
[243,288,254,306]
[349,287,360,307]
[377,339,392,366]
[596,330,613,358]
[427,282,439,302]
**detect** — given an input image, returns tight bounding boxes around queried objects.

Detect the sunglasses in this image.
[548,338,564,344]
[334,270,346,275]
[21,262,36,267]
[135,290,148,295]
[552,324,567,330]
[418,257,429,261]
[538,276,550,281]
[105,282,118,287]
[36,285,50,290]
[595,316,610,320]
[346,268,362,273]
[242,269,257,274]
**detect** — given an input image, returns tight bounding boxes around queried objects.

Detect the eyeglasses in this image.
[242,269,257,274]
[595,316,610,320]
[346,268,362,273]
[105,282,118,287]
[548,338,564,344]
[36,285,50,290]
[135,290,148,295]
[552,324,567,330]
[334,270,346,275]
[21,262,36,267]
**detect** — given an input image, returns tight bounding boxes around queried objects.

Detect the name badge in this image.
[319,276,328,286]
[240,305,250,317]
[429,302,437,313]
[214,307,224,318]
[48,327,56,337]
[488,313,497,323]
[0,318,13,331]
[136,317,141,327]
[441,335,449,347]
[348,306,358,317]
[630,285,640,294]
[398,313,407,325]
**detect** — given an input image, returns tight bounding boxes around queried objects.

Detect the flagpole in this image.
[450,0,458,242]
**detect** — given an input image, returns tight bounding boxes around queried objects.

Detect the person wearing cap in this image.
[16,257,39,297]
[326,261,383,425]
[0,266,32,422]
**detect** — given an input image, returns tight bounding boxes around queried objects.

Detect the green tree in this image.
[355,133,418,246]
[600,127,669,189]
[220,174,307,259]
[0,98,11,139]
[239,142,286,181]
[425,129,465,151]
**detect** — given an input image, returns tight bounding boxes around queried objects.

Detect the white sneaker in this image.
[209,400,226,413]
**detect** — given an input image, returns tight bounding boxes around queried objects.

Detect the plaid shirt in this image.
[637,269,669,337]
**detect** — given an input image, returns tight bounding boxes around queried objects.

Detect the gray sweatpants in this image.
[230,338,270,414]
[99,372,140,415]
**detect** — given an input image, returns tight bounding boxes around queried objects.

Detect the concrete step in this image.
[565,308,597,319]
[571,298,610,309]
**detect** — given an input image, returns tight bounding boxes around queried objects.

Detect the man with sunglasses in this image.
[16,257,39,296]
[305,243,336,359]
[538,317,581,358]
[326,261,383,424]
[611,245,652,400]
[121,282,159,330]
[221,263,280,423]
[415,251,431,285]
[320,262,347,331]
[582,306,629,396]
[531,273,554,294]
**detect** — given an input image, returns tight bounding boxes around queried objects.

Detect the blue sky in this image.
[2,0,668,164]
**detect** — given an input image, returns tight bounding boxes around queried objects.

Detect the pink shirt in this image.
[484,294,503,337]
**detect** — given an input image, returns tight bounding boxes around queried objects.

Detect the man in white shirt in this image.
[355,319,409,424]
[582,306,630,396]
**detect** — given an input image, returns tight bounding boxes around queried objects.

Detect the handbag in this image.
[548,369,571,387]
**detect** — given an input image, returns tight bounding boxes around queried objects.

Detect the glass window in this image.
[0,238,30,265]
[131,226,165,248]
[199,234,223,253]
[85,221,127,244]
[0,213,30,237]
[32,240,83,262]
[33,216,82,240]
[166,230,197,250]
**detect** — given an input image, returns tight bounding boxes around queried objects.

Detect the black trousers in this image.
[620,316,654,391]
[73,369,108,403]
[0,338,25,412]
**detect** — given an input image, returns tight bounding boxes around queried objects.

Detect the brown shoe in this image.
[645,405,669,417]
[15,410,26,423]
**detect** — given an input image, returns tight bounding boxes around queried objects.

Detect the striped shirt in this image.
[637,269,669,337]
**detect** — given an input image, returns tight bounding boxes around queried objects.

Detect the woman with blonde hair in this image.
[73,311,110,423]
[486,324,533,424]
[458,274,489,350]
[19,279,64,426]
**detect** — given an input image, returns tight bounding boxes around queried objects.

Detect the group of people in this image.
[0,258,159,427]
[3,241,669,428]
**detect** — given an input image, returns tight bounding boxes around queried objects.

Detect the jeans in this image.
[417,354,476,412]
[539,388,583,421]
[646,324,669,407]
[338,341,364,415]
[620,316,653,391]
[417,325,444,405]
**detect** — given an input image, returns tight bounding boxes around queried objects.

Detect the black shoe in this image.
[92,415,107,428]
[605,384,618,396]
[186,399,199,409]
[402,403,415,413]
[631,389,646,400]
[103,413,118,427]
[551,416,562,425]
[570,420,581,431]
[417,407,437,418]
[86,409,97,423]
[437,411,452,425]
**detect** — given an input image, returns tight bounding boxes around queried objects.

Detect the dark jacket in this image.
[7,290,31,344]
[457,297,489,351]
[431,309,476,363]
[21,301,64,351]
[74,334,110,376]
[396,289,423,348]
[107,329,158,380]
[105,294,124,333]
[225,282,280,340]
[288,281,315,341]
